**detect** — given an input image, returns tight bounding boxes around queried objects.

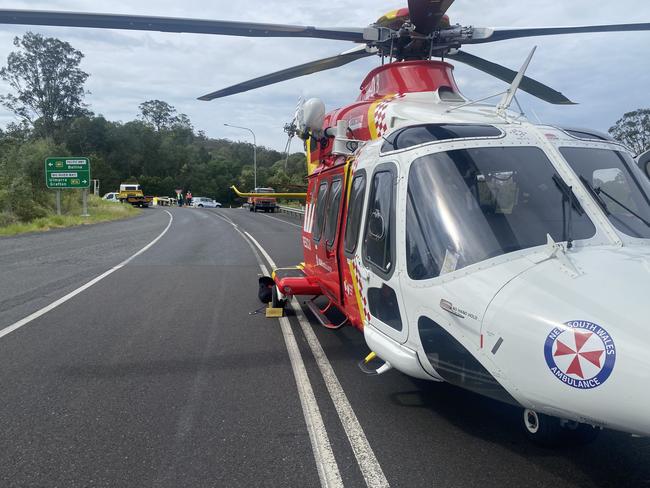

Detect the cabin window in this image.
[325,178,343,249]
[561,147,650,239]
[368,284,402,331]
[406,146,597,280]
[313,180,329,242]
[344,172,367,255]
[364,168,395,273]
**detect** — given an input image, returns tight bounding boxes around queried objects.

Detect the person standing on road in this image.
[186,190,193,207]
[177,191,184,207]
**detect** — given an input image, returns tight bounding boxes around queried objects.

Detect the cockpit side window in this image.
[364,167,395,274]
[406,146,597,280]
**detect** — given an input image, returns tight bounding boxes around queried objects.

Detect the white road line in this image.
[0,210,174,341]
[210,212,343,488]
[211,210,236,227]
[242,231,389,488]
[288,300,390,488]
[277,314,343,488]
[263,213,303,229]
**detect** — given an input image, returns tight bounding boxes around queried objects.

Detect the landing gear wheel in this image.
[523,409,563,446]
[271,286,286,309]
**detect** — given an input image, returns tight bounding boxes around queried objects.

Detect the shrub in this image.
[10,177,48,221]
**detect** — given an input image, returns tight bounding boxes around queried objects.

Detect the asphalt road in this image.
[1,207,649,488]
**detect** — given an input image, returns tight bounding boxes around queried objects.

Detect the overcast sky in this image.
[1,0,649,151]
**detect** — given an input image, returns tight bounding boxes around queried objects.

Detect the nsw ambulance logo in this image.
[544,320,616,390]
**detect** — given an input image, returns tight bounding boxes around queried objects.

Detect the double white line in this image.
[214,211,388,488]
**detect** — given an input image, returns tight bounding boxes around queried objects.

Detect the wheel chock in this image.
[266,306,284,318]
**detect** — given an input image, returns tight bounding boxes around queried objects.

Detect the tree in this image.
[0,33,90,136]
[138,99,190,132]
[609,108,650,156]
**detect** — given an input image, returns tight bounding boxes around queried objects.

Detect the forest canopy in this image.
[0,33,306,224]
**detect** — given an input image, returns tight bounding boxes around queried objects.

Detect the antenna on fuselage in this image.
[496,46,537,117]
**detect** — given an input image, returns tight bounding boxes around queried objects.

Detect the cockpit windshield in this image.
[406,146,597,280]
[560,147,650,239]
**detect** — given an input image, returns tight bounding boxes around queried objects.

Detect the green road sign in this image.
[45,157,91,189]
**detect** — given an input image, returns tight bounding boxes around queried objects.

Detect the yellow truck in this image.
[118,183,153,207]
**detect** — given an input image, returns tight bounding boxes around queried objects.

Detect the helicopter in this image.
[3,1,650,445]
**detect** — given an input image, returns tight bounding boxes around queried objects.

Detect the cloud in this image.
[1,0,649,149]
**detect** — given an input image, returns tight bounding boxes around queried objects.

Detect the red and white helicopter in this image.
[4,1,650,444]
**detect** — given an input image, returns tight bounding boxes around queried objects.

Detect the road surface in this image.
[1,208,648,488]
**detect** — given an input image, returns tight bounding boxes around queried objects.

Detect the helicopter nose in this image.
[482,246,650,436]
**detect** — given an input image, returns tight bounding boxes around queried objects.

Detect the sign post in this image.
[82,189,89,217]
[45,157,91,216]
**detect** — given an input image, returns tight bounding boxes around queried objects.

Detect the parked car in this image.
[191,197,221,208]
[102,192,120,202]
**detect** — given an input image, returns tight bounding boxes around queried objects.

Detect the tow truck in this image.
[248,187,278,213]
[118,183,153,208]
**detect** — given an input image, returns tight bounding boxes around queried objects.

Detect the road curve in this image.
[0,207,649,488]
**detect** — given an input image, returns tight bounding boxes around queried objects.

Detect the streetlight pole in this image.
[224,123,257,189]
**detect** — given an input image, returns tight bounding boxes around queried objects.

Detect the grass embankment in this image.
[277,200,305,209]
[0,196,141,237]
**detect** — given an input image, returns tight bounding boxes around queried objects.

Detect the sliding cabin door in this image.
[309,167,346,304]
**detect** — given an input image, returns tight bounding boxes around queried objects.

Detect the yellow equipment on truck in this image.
[118,183,153,208]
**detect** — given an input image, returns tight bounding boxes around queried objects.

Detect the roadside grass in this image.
[277,200,305,209]
[0,196,141,237]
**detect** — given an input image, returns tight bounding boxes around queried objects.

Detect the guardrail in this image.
[278,205,305,217]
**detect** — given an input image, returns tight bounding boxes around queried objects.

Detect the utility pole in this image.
[224,123,257,189]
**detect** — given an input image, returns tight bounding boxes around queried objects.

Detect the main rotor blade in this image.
[468,23,650,44]
[198,48,373,101]
[447,50,575,105]
[408,0,455,34]
[0,9,365,42]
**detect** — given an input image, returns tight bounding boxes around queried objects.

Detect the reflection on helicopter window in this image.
[365,170,394,273]
[561,147,650,239]
[406,147,597,280]
[344,173,366,255]
[313,181,329,242]
[325,178,343,249]
[381,124,502,153]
